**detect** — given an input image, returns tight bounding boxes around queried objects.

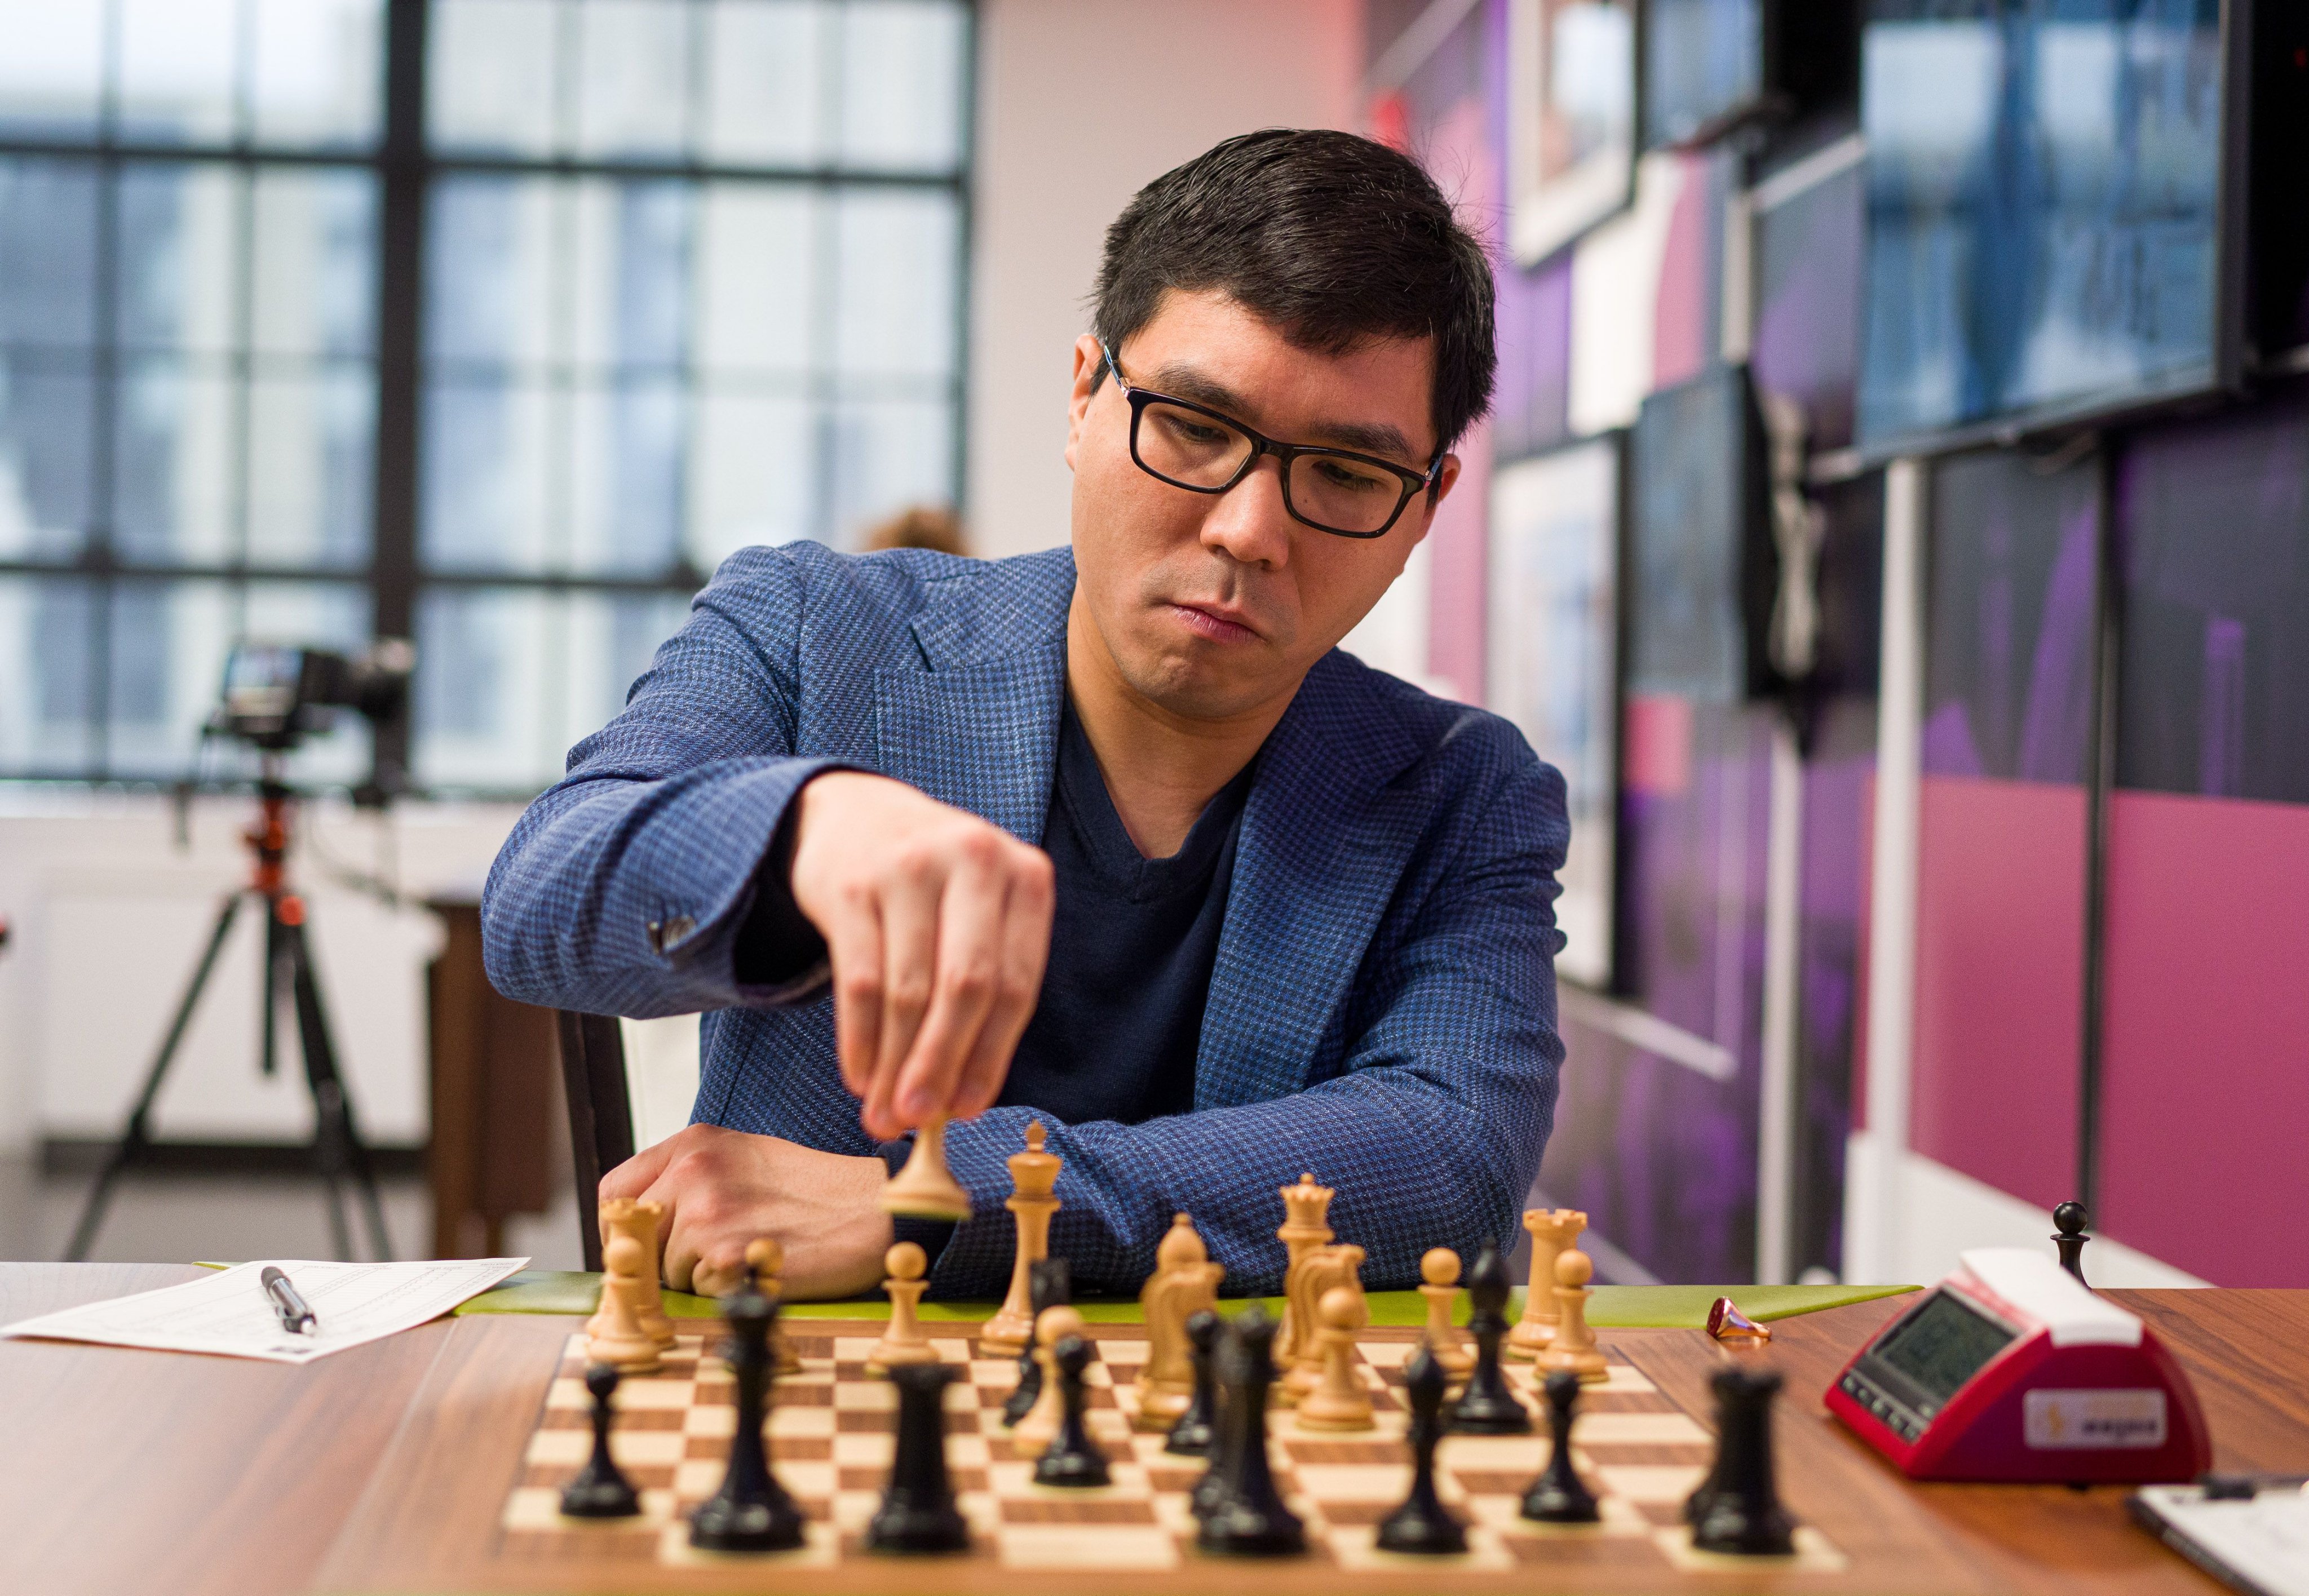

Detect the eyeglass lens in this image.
[1135,399,1406,535]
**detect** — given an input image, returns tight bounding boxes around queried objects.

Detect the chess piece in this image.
[1376,1345,1466,1554]
[1689,1366,1797,1557]
[689,1283,806,1552]
[1536,1248,1608,1384]
[1284,1243,1364,1404]
[1417,1247,1475,1381]
[980,1121,1062,1356]
[1506,1208,1585,1359]
[747,1238,803,1376]
[559,1363,642,1519]
[1447,1239,1530,1433]
[587,1233,664,1373]
[593,1198,675,1350]
[1001,1257,1069,1429]
[1271,1173,1334,1374]
[1520,1370,1602,1523]
[1135,1213,1224,1430]
[1196,1307,1306,1556]
[1294,1285,1374,1431]
[1033,1335,1112,1488]
[2053,1202,2091,1285]
[1707,1296,1771,1343]
[1011,1304,1086,1455]
[878,1112,971,1221]
[868,1242,940,1373]
[864,1362,971,1554]
[1165,1308,1222,1456]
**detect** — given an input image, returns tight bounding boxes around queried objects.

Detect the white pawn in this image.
[1417,1247,1475,1382]
[868,1242,940,1373]
[587,1233,663,1374]
[1294,1285,1374,1432]
[1537,1248,1609,1384]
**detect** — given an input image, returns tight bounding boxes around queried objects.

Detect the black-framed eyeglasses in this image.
[1100,342,1443,539]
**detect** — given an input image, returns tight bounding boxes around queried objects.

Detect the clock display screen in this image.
[1873,1289,2018,1404]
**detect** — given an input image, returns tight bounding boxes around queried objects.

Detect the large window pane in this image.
[246,369,374,568]
[428,0,561,157]
[825,395,949,547]
[116,162,242,355]
[570,178,691,374]
[574,0,693,159]
[251,168,379,358]
[421,376,552,571]
[838,0,966,174]
[695,185,817,376]
[415,586,689,790]
[0,576,99,774]
[0,1,104,141]
[117,0,241,145]
[703,0,830,166]
[688,392,810,569]
[112,357,236,565]
[424,175,560,370]
[833,189,957,380]
[250,0,383,149]
[0,158,101,348]
[569,377,684,574]
[0,357,95,560]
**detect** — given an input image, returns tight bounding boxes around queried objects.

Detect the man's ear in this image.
[1063,334,1104,473]
[1404,453,1462,547]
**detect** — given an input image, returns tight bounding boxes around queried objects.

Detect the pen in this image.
[260,1265,319,1335]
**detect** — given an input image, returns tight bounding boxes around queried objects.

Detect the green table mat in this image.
[456,1271,1915,1329]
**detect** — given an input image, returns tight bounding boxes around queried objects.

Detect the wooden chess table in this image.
[4,1264,2306,1595]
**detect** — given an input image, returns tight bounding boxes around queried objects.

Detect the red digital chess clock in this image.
[1826,1248,2211,1483]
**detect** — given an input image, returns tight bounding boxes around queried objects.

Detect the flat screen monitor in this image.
[1856,0,2242,456]
[1488,436,1622,989]
[1643,0,1860,149]
[1629,365,1770,704]
[1507,0,1637,264]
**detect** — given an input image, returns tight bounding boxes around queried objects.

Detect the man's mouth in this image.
[1167,601,1262,644]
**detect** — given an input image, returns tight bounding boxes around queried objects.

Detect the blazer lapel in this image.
[1195,655,1432,1109]
[872,554,1073,844]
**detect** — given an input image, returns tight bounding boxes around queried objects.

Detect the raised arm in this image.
[928,748,1569,1299]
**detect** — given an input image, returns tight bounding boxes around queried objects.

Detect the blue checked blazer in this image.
[482,540,1569,1300]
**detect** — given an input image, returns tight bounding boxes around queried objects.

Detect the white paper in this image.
[0,1257,528,1364]
[2137,1483,2309,1596]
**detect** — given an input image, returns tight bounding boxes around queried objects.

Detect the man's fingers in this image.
[953,850,1052,1118]
[861,861,940,1137]
[892,850,1008,1124]
[599,1133,681,1206]
[820,890,886,1098]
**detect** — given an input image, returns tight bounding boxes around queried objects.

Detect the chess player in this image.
[483,131,1568,1300]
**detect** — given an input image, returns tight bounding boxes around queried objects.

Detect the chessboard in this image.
[499,1321,1844,1579]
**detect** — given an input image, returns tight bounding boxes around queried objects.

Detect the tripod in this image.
[65,773,395,1263]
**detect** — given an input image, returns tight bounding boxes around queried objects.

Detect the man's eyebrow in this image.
[1145,361,1424,463]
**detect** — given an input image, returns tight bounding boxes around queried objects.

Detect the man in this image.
[483,129,1568,1302]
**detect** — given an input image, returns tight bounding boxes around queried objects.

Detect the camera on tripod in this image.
[215,639,416,755]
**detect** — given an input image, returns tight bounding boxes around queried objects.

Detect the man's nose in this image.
[1198,454,1294,569]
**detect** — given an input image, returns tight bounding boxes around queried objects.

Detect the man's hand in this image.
[601,1124,892,1298]
[789,770,1054,1140]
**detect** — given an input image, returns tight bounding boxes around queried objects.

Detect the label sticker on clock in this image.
[2023,1389,2167,1449]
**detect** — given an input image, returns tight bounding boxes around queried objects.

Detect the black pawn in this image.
[1033,1335,1112,1488]
[560,1363,642,1519]
[1196,1307,1306,1557]
[689,1286,806,1553]
[865,1363,970,1555]
[1002,1256,1071,1429]
[1447,1239,1531,1434]
[2053,1202,2091,1285]
[1521,1370,1601,1523]
[1375,1344,1467,1554]
[1165,1308,1222,1457]
[1690,1366,1797,1557]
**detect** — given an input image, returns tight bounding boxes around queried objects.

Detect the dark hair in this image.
[1090,128,1496,456]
